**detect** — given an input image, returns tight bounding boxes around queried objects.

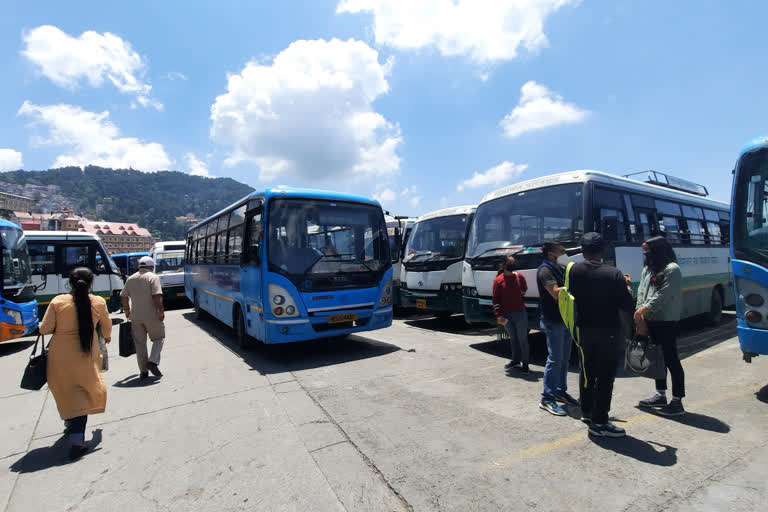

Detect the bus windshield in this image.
[733,147,768,267]
[156,254,185,274]
[404,215,469,263]
[1,227,32,290]
[466,183,584,259]
[268,199,390,277]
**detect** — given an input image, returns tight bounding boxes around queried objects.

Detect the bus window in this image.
[216,231,228,262]
[636,211,654,242]
[206,236,215,263]
[598,209,627,242]
[62,245,91,273]
[682,205,704,219]
[659,216,681,243]
[718,210,730,244]
[29,243,55,275]
[706,221,722,245]
[686,219,706,244]
[656,199,682,217]
[247,209,262,265]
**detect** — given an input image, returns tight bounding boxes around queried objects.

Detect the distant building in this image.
[77,220,158,254]
[11,211,69,230]
[0,191,36,214]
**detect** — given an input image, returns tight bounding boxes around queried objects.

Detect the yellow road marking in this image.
[492,383,763,466]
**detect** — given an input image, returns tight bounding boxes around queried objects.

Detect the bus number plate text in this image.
[328,313,358,324]
[416,299,427,309]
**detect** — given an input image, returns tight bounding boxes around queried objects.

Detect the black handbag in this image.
[20,334,49,390]
[119,321,136,357]
[625,335,666,380]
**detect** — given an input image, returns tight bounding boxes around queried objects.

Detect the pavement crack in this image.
[309,440,348,453]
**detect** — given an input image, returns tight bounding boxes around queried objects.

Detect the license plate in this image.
[416,299,427,309]
[328,313,358,324]
[177,293,186,297]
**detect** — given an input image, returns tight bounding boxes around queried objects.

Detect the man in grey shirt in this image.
[121,256,165,379]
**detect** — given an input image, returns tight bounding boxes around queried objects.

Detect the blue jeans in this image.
[540,318,572,402]
[502,311,529,363]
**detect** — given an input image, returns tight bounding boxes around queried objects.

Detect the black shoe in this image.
[139,371,149,380]
[555,392,579,407]
[504,361,520,370]
[657,400,685,417]
[581,415,592,424]
[639,393,668,408]
[588,423,626,437]
[68,443,88,460]
[519,363,530,375]
[147,362,163,377]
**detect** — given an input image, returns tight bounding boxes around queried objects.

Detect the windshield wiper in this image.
[470,246,525,260]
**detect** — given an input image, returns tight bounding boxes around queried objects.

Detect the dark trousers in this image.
[577,327,620,425]
[648,321,685,398]
[65,415,88,433]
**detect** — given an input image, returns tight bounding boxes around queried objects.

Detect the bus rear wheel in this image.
[234,308,252,350]
[194,293,209,321]
[707,288,723,326]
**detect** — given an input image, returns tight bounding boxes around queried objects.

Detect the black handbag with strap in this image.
[625,334,666,380]
[119,321,136,357]
[20,334,49,390]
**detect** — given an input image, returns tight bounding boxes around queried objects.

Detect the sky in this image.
[1,0,766,216]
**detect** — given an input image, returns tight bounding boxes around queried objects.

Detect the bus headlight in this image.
[2,308,22,325]
[745,294,764,307]
[746,310,763,323]
[268,283,299,317]
[379,279,393,307]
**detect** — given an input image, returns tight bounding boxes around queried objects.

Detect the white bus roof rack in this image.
[623,171,709,197]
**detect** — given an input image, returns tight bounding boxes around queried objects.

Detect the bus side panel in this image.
[241,265,265,342]
[199,265,241,327]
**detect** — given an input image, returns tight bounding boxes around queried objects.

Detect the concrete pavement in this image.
[0,309,766,511]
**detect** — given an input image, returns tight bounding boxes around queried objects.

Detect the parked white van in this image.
[149,240,188,303]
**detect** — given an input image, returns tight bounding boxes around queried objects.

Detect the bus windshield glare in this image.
[156,255,185,274]
[267,199,389,277]
[466,183,583,259]
[1,227,31,290]
[404,215,469,263]
[733,147,768,267]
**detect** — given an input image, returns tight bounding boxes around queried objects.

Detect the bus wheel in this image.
[235,308,251,350]
[194,293,208,321]
[707,288,723,326]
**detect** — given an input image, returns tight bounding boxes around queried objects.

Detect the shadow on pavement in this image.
[113,374,161,387]
[183,312,402,375]
[0,339,34,357]
[676,311,737,359]
[590,436,677,466]
[10,429,103,473]
[402,314,497,337]
[756,384,768,404]
[634,407,730,433]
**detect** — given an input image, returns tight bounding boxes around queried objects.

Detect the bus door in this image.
[28,242,60,301]
[243,201,265,341]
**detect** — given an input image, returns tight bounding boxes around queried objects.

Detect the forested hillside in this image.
[1,166,254,240]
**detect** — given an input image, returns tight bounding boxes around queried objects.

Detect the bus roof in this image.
[189,186,384,232]
[739,135,768,157]
[481,170,729,210]
[111,252,149,258]
[0,219,22,230]
[415,205,476,223]
[23,231,105,241]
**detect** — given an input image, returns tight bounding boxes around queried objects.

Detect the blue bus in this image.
[731,135,768,362]
[111,252,149,281]
[184,187,393,347]
[0,220,38,341]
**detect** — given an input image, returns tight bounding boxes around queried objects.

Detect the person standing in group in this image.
[39,268,112,459]
[493,256,530,375]
[568,233,635,437]
[635,236,685,416]
[121,256,166,379]
[537,241,579,415]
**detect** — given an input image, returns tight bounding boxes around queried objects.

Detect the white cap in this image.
[138,256,155,267]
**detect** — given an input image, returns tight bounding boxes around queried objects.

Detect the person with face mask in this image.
[537,242,578,416]
[493,256,530,374]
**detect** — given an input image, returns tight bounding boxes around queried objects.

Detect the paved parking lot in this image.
[1,308,766,511]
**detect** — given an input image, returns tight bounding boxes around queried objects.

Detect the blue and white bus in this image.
[731,135,768,362]
[0,220,38,341]
[185,187,393,347]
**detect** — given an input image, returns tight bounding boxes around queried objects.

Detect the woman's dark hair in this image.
[69,267,94,354]
[498,256,516,273]
[644,236,677,274]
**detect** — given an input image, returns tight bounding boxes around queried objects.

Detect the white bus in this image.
[386,215,417,309]
[462,170,733,326]
[149,240,188,303]
[25,231,124,315]
[400,205,476,318]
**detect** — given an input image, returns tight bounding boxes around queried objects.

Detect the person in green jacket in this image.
[634,236,685,416]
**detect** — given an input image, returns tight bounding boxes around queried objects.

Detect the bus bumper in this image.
[0,300,38,341]
[738,320,768,362]
[162,284,190,303]
[107,291,122,313]
[399,289,463,314]
[264,307,393,344]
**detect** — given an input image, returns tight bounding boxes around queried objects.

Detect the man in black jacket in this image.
[568,233,635,437]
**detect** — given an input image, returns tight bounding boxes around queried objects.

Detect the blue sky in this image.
[0,0,766,215]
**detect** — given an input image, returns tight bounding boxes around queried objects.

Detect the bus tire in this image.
[194,292,209,321]
[707,288,723,326]
[234,307,252,350]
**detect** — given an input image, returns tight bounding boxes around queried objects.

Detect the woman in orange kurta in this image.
[39,267,112,459]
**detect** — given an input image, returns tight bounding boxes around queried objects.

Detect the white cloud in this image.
[337,0,577,63]
[210,38,402,183]
[165,71,188,81]
[185,153,211,177]
[410,195,422,207]
[500,81,589,138]
[21,25,161,109]
[18,101,172,171]
[457,161,528,191]
[373,187,396,203]
[0,149,23,172]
